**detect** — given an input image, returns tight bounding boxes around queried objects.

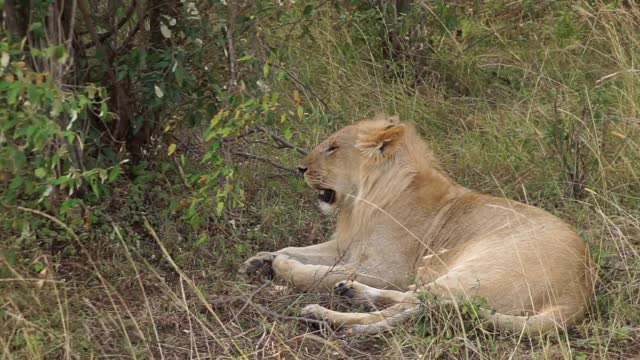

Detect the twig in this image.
[211,295,330,329]
[81,0,138,50]
[282,0,332,39]
[116,0,148,53]
[10,205,80,241]
[268,62,336,116]
[226,0,238,95]
[231,151,297,173]
[231,282,272,323]
[173,156,191,188]
[142,217,245,353]
[256,125,308,155]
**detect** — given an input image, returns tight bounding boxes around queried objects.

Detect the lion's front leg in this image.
[240,240,340,280]
[238,251,278,279]
[272,255,358,291]
[272,255,395,292]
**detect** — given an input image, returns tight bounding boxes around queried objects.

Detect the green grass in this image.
[2,1,640,358]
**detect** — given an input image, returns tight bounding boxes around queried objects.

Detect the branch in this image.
[77,0,112,56]
[80,0,138,50]
[269,62,336,116]
[9,205,80,242]
[173,156,191,188]
[231,151,296,173]
[226,0,238,96]
[117,0,148,53]
[256,125,308,155]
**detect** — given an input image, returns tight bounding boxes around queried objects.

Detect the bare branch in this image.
[256,125,308,155]
[226,0,238,96]
[231,151,297,173]
[80,0,138,50]
[117,0,149,52]
[268,62,336,116]
[211,295,331,330]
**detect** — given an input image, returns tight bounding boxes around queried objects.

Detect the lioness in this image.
[241,115,595,335]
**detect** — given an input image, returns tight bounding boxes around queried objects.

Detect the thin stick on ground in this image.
[142,216,246,355]
[210,295,332,331]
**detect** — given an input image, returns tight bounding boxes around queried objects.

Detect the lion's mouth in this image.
[318,189,336,204]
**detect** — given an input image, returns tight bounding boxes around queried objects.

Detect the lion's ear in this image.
[356,124,406,158]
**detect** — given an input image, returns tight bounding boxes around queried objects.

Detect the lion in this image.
[240,115,596,335]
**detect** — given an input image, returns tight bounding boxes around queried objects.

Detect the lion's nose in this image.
[297,166,308,175]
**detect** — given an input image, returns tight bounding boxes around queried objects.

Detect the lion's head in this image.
[298,115,436,215]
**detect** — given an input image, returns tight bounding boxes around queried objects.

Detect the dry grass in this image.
[2,1,640,359]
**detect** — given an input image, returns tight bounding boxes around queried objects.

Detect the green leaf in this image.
[5,251,17,266]
[210,112,224,128]
[9,176,23,190]
[90,180,100,198]
[34,168,47,178]
[108,164,121,183]
[59,199,78,215]
[296,106,304,120]
[216,201,224,216]
[33,261,44,273]
[241,99,255,108]
[29,22,43,33]
[235,243,247,254]
[53,175,70,185]
[238,55,253,62]
[7,84,21,104]
[196,236,209,246]
[53,45,67,64]
[29,22,44,37]
[189,214,201,229]
[303,4,313,16]
[283,127,292,141]
[100,101,109,118]
[168,143,177,156]
[446,15,458,30]
[174,63,184,86]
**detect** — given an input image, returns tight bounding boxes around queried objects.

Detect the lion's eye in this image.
[326,145,338,153]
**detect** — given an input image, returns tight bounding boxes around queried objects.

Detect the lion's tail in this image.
[477,306,580,336]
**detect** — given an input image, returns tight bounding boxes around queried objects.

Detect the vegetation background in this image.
[1,0,639,358]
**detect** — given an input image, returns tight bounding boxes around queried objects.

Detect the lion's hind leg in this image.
[302,303,422,334]
[303,281,422,333]
[272,254,367,291]
[306,279,578,336]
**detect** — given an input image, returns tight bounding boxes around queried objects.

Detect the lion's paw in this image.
[301,304,325,319]
[238,252,276,280]
[334,280,357,298]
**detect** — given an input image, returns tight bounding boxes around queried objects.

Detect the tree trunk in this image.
[3,1,28,40]
[128,0,180,161]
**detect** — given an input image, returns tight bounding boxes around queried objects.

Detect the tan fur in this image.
[241,115,596,335]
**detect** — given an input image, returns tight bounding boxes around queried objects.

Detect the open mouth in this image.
[318,189,336,204]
